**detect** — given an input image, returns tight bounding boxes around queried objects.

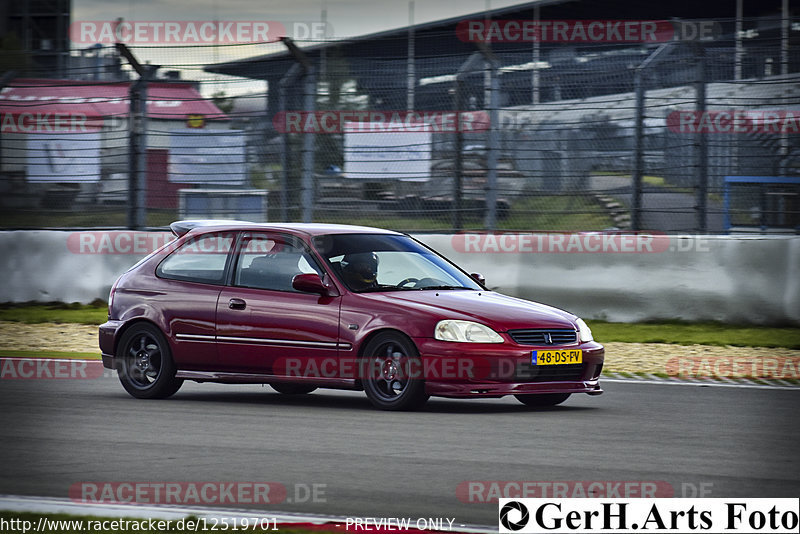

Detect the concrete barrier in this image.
[419,234,800,326]
[0,230,797,325]
[0,230,171,304]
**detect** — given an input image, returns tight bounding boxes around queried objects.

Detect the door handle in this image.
[228,298,246,310]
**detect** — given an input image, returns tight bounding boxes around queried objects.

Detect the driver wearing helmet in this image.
[341,252,379,291]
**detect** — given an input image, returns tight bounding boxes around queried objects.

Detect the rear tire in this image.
[117,323,183,399]
[270,383,317,395]
[361,332,429,411]
[514,393,571,407]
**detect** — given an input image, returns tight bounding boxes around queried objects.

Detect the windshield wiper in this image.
[356,285,410,293]
[356,284,475,293]
[416,285,474,291]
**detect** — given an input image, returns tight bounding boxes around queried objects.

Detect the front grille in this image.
[515,363,585,382]
[508,329,577,345]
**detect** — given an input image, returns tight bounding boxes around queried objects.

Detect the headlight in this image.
[435,320,504,343]
[576,318,593,342]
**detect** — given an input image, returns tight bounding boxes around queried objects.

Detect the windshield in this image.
[312,233,483,293]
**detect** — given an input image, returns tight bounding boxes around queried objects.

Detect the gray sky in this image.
[72,0,532,95]
[73,0,530,40]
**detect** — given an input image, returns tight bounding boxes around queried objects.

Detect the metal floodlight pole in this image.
[632,42,674,232]
[117,43,158,230]
[278,38,315,223]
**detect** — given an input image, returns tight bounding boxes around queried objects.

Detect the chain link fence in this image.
[1,16,798,232]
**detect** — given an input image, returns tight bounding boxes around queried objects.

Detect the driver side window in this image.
[235,234,322,292]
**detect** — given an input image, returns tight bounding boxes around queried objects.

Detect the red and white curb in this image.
[602,372,800,390]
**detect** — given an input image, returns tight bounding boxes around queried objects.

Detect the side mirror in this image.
[470,272,486,286]
[292,273,338,296]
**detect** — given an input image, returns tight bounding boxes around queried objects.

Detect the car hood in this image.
[363,290,578,332]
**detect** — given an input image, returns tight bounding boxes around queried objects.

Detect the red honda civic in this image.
[100,221,604,410]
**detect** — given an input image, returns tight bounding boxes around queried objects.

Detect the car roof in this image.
[171,220,404,239]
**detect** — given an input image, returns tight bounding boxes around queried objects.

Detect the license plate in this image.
[532,349,582,365]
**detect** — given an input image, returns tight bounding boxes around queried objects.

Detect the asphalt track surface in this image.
[1,372,798,526]
[611,187,725,233]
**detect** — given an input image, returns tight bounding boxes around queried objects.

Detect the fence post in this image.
[631,42,674,232]
[116,43,157,230]
[278,38,315,223]
[128,73,148,230]
[454,50,495,231]
[407,1,415,112]
[452,78,465,231]
[632,69,644,232]
[301,68,316,223]
[277,66,295,222]
[0,71,17,176]
[694,43,708,233]
[477,42,500,231]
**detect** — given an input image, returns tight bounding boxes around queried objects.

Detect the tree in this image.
[0,32,34,75]
[211,90,234,114]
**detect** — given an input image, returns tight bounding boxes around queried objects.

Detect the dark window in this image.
[234,233,322,292]
[312,233,481,292]
[156,233,234,284]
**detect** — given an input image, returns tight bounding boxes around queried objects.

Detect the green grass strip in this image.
[0,350,100,360]
[1,303,798,349]
[587,320,800,349]
[0,301,107,325]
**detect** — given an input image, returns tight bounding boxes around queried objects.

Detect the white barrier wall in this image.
[0,230,798,325]
[0,230,173,304]
[418,234,800,326]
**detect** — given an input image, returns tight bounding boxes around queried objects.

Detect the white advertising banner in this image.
[168,129,246,184]
[26,133,101,183]
[344,122,431,180]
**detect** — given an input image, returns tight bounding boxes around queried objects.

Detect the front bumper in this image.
[99,320,124,370]
[414,338,604,398]
[426,379,603,398]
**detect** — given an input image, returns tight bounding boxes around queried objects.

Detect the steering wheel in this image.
[396,277,420,288]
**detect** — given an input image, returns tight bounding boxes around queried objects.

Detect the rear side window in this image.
[156,232,235,284]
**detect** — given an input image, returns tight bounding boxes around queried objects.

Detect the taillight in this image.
[107,278,119,318]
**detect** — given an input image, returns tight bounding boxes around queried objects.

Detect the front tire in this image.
[361,332,429,411]
[514,393,571,407]
[117,323,183,399]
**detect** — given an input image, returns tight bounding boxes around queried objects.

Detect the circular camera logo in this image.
[500,501,530,531]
